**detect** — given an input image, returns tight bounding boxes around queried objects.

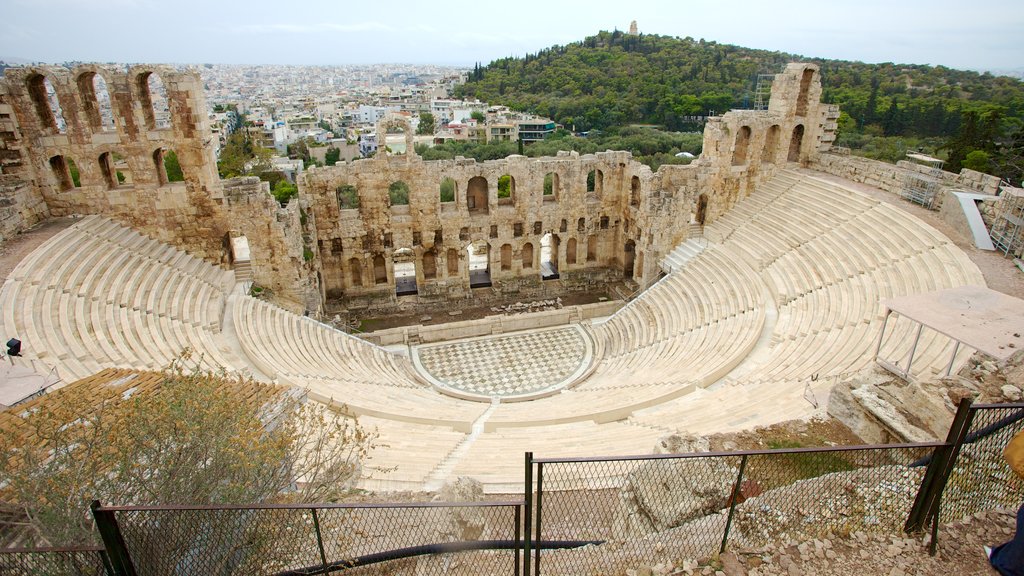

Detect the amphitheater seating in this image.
[0,168,989,492]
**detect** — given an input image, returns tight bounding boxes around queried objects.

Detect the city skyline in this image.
[1,0,1022,74]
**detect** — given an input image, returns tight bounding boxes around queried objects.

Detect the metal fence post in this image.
[310,508,329,575]
[523,452,533,576]
[534,461,544,575]
[905,399,974,534]
[90,501,138,576]
[514,504,522,576]
[720,454,748,554]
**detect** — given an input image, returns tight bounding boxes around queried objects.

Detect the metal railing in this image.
[0,546,110,576]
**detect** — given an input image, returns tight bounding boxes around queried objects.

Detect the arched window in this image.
[77,72,115,132]
[577,217,586,232]
[543,172,558,202]
[422,250,437,279]
[630,176,640,207]
[522,242,534,269]
[732,126,751,166]
[497,174,515,205]
[566,238,578,265]
[788,124,805,163]
[373,254,387,284]
[586,169,603,196]
[138,71,171,130]
[796,68,814,117]
[500,244,512,271]
[439,177,456,203]
[153,148,184,185]
[348,258,363,287]
[467,176,488,215]
[586,236,597,262]
[98,152,117,189]
[27,74,65,133]
[762,125,781,164]
[49,155,73,191]
[388,181,410,205]
[337,184,359,209]
[624,240,636,279]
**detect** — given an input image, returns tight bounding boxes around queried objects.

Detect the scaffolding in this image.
[990,185,1024,258]
[753,74,774,111]
[900,153,945,210]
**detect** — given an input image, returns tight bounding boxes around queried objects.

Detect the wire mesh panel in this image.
[534,454,742,575]
[103,502,521,576]
[0,547,108,576]
[733,445,934,548]
[941,403,1024,523]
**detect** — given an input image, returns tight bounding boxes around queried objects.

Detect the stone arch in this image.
[522,242,534,269]
[497,174,515,205]
[566,237,578,265]
[48,155,74,191]
[98,151,117,189]
[446,248,460,277]
[762,124,781,163]
[586,169,603,196]
[577,217,586,232]
[467,176,489,215]
[422,250,437,280]
[586,235,598,262]
[732,125,752,166]
[388,181,410,205]
[541,233,559,279]
[439,177,456,203]
[377,114,415,157]
[695,193,709,226]
[635,251,644,279]
[624,239,636,279]
[468,241,491,288]
[136,71,171,130]
[393,248,416,295]
[560,219,568,233]
[788,124,805,163]
[348,257,363,287]
[630,175,641,207]
[153,147,184,185]
[543,172,559,202]
[27,73,65,133]
[500,244,512,271]
[796,68,815,117]
[373,254,387,285]
[76,71,115,132]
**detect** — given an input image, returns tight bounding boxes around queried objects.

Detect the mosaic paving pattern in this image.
[415,327,589,397]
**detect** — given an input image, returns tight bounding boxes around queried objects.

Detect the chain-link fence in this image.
[530,443,940,575]
[0,546,109,576]
[939,402,1024,523]
[93,501,522,576]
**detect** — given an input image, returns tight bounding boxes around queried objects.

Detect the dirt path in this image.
[0,217,77,284]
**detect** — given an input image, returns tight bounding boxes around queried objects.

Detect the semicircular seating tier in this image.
[0,168,986,491]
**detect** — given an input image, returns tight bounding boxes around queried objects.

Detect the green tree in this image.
[497,174,512,198]
[324,147,341,165]
[272,180,298,205]
[388,181,410,205]
[962,150,991,172]
[439,178,455,202]
[417,112,436,135]
[471,110,485,123]
[336,184,359,209]
[163,149,184,182]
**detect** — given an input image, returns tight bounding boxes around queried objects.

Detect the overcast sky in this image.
[2,0,1021,72]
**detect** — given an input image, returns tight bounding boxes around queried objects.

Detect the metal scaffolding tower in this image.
[753,74,774,111]
[990,186,1024,258]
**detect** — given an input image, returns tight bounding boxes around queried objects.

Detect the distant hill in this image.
[454,30,1024,139]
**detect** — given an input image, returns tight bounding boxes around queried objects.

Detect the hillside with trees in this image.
[455,30,1024,183]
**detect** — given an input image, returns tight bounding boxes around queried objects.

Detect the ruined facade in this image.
[0,63,840,315]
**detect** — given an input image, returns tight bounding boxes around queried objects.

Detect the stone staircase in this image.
[660,236,709,273]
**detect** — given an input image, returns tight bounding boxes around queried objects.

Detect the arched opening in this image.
[439,177,456,203]
[468,241,491,288]
[543,172,558,202]
[373,254,387,285]
[762,125,780,164]
[27,74,65,133]
[560,219,567,233]
[497,174,515,205]
[393,248,416,296]
[732,126,752,166]
[138,71,171,130]
[624,240,636,280]
[98,152,117,189]
[77,72,115,132]
[541,233,559,280]
[337,184,359,209]
[566,238,578,265]
[788,124,805,163]
[49,155,74,191]
[153,148,184,185]
[500,244,512,271]
[522,242,534,270]
[695,193,709,226]
[446,248,459,277]
[586,235,598,262]
[635,251,644,280]
[796,68,814,117]
[577,217,585,232]
[348,258,363,287]
[388,181,410,206]
[586,169,603,197]
[467,176,488,215]
[422,250,437,280]
[630,176,641,207]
